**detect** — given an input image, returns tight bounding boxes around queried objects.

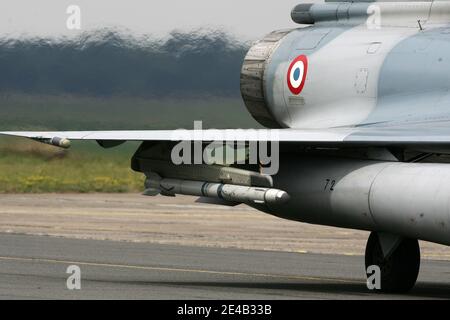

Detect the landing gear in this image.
[365,232,420,293]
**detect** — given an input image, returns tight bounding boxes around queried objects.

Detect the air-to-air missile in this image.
[33,136,71,149]
[144,173,290,207]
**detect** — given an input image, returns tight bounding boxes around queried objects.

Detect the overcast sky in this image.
[0,0,307,40]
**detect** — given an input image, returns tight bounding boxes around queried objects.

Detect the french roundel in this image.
[287,55,308,95]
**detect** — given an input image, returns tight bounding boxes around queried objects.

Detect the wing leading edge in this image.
[2,121,450,152]
[0,129,351,143]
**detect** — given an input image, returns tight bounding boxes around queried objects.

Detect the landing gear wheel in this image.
[365,232,420,293]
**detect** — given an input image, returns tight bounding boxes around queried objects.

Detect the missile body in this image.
[144,175,289,207]
[32,136,71,148]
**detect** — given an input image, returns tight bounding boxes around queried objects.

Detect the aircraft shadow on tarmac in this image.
[138,281,450,299]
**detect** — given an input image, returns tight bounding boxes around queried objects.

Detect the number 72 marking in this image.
[324,179,336,191]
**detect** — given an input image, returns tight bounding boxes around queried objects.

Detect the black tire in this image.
[365,232,420,293]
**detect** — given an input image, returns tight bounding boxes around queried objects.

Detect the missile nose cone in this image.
[276,191,290,204]
[264,189,290,205]
[49,136,71,148]
[59,138,71,149]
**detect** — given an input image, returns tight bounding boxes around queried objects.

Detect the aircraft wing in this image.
[2,120,450,152]
[0,128,352,143]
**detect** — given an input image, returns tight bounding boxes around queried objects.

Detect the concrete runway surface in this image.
[0,194,449,299]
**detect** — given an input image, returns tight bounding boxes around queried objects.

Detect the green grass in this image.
[0,137,144,193]
[0,93,260,130]
[0,93,261,193]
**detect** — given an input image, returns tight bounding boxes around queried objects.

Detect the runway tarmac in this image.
[0,194,450,299]
[0,233,450,299]
[2,193,450,259]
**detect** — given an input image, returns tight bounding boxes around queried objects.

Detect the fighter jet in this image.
[3,0,450,293]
